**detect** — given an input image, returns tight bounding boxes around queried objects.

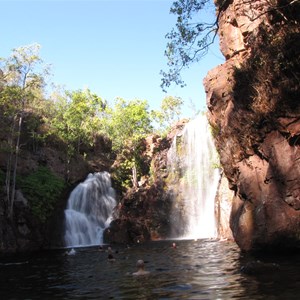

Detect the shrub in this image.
[20,167,65,223]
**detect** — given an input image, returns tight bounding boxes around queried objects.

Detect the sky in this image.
[1,0,224,118]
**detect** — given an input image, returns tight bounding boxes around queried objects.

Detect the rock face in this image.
[104,180,172,244]
[215,172,234,240]
[0,110,114,253]
[104,122,187,245]
[204,0,300,251]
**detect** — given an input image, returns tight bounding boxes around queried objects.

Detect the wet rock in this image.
[240,260,280,276]
[104,179,172,245]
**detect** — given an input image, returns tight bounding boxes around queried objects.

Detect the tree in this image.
[102,98,153,188]
[161,0,300,91]
[160,0,217,91]
[61,88,104,151]
[49,88,105,179]
[152,95,184,133]
[0,43,49,218]
[20,167,65,223]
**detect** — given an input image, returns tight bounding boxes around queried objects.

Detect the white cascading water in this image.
[64,171,116,248]
[167,114,220,239]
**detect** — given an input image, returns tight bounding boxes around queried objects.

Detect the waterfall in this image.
[167,114,220,239]
[64,171,116,248]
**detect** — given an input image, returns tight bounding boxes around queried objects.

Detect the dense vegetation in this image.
[0,43,186,222]
[19,167,65,223]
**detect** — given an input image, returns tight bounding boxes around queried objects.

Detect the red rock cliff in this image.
[204,0,300,251]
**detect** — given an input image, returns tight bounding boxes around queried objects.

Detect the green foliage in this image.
[102,97,152,151]
[49,88,105,156]
[102,98,153,188]
[161,0,216,91]
[0,43,51,218]
[161,0,300,92]
[0,86,23,115]
[152,96,184,134]
[20,167,65,223]
[0,43,50,149]
[113,157,135,189]
[0,42,193,195]
[0,43,49,108]
[64,89,104,145]
[1,43,41,83]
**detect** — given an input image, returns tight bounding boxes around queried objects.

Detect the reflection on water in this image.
[1,239,300,299]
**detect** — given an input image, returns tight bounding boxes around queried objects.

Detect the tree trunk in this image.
[9,112,23,219]
[4,117,17,214]
[132,163,138,189]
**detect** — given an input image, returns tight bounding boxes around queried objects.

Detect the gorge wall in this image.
[204,0,300,251]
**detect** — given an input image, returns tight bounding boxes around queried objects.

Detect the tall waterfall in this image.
[64,171,116,248]
[167,114,220,239]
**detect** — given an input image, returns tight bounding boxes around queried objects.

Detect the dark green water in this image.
[0,239,299,299]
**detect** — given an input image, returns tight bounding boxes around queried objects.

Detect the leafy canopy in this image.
[0,42,190,191]
[102,97,153,152]
[0,43,50,114]
[161,0,218,91]
[49,88,105,154]
[152,95,184,133]
[101,98,153,188]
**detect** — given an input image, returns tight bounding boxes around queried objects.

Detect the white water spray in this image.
[64,171,116,248]
[167,114,220,239]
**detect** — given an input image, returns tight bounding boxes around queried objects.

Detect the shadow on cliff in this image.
[222,3,300,252]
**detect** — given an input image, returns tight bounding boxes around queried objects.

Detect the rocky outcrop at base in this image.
[204,0,300,252]
[104,180,172,244]
[104,122,188,245]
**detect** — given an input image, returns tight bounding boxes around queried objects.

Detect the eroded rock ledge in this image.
[204,0,300,252]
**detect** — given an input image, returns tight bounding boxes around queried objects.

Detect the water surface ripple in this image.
[1,239,299,299]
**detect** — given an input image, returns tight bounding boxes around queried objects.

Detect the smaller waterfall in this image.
[64,171,116,248]
[167,114,220,239]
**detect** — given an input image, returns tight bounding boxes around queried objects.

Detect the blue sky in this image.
[1,0,224,118]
